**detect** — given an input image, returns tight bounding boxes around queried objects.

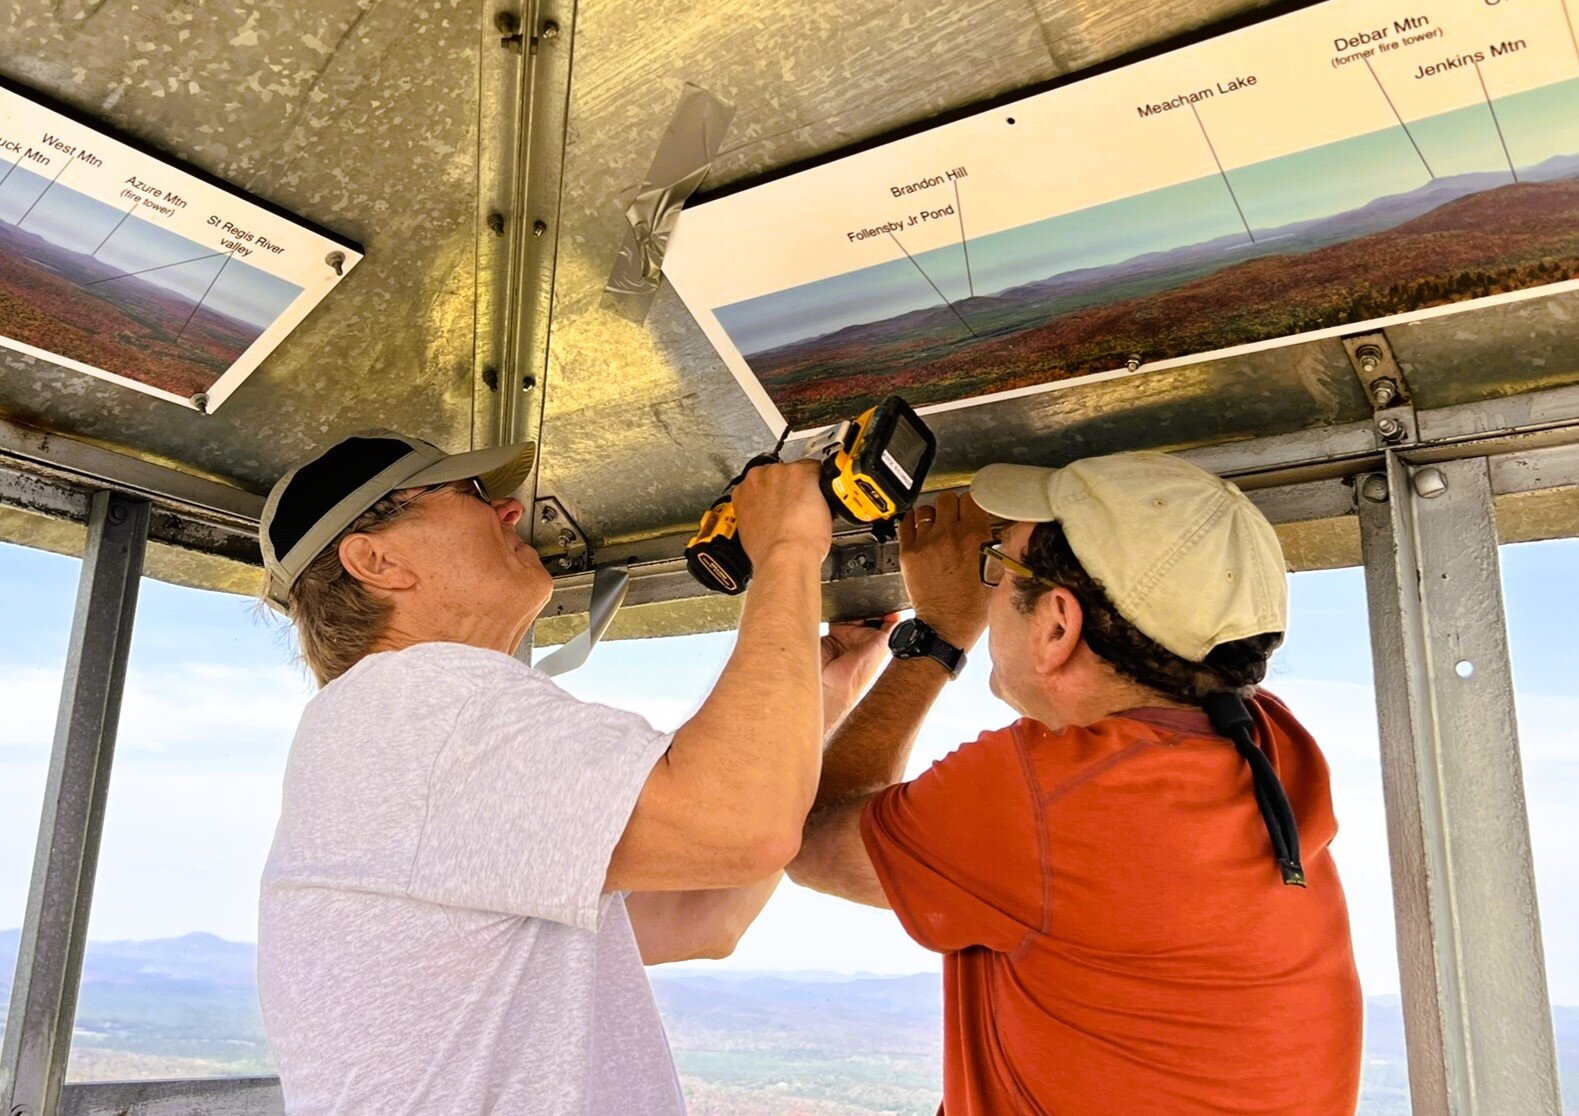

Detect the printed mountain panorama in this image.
[713,74,1579,431]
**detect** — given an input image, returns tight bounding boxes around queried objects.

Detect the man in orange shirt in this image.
[788,451,1363,1115]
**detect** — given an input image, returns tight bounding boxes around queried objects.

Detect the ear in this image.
[339,531,419,593]
[1028,587,1084,677]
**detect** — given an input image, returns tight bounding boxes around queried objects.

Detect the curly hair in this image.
[1010,520,1282,702]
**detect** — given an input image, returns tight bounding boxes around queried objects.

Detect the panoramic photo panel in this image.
[0,81,361,410]
[664,0,1579,433]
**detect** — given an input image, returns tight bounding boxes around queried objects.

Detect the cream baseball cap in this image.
[970,450,1286,662]
[259,430,536,612]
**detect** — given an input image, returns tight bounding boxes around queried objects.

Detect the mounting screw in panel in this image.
[487,211,506,238]
[557,528,577,548]
[532,219,548,239]
[1125,353,1142,372]
[325,251,345,276]
[540,19,559,39]
[1376,416,1407,443]
[1359,475,1390,504]
[189,392,210,413]
[540,504,558,523]
[1369,377,1399,408]
[496,10,524,51]
[1354,343,1383,374]
[521,373,537,392]
[1412,467,1448,499]
[482,366,499,392]
[555,555,573,570]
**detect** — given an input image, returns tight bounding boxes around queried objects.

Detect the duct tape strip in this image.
[535,563,631,677]
[602,84,735,323]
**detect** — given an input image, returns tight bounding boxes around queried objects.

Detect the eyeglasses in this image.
[388,477,491,517]
[979,541,1057,589]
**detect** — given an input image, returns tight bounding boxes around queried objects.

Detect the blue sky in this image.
[0,536,1573,1009]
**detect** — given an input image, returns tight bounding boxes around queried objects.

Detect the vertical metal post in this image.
[0,491,149,1116]
[1357,454,1560,1116]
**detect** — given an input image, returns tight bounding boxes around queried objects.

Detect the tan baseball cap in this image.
[970,450,1286,662]
[259,430,536,612]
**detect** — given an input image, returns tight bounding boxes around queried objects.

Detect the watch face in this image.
[888,619,928,656]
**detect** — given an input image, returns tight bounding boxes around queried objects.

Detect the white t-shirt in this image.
[258,642,684,1115]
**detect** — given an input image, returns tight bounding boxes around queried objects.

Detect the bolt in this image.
[494,10,519,33]
[487,211,506,238]
[1360,475,1390,503]
[108,502,128,525]
[521,373,537,392]
[555,556,573,570]
[558,528,577,548]
[1355,343,1383,374]
[532,219,548,238]
[324,250,346,276]
[481,366,499,392]
[540,19,559,39]
[854,552,872,569]
[1369,377,1398,408]
[540,504,558,523]
[1412,467,1448,499]
[189,392,209,413]
[1125,353,1142,372]
[1376,416,1406,443]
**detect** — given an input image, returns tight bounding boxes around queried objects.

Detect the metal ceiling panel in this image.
[0,0,485,487]
[2,0,1578,638]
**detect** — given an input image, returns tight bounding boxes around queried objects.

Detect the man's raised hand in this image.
[898,492,993,650]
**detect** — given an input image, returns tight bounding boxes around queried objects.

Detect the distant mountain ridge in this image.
[2,932,1574,1114]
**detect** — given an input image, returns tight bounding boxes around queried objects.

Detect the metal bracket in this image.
[534,562,628,677]
[829,536,900,582]
[531,495,590,572]
[1343,332,1418,449]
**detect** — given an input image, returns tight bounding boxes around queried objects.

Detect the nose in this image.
[495,497,525,528]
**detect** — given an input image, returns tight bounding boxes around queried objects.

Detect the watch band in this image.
[889,618,966,678]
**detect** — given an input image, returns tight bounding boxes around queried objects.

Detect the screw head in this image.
[540,19,559,39]
[1125,353,1142,372]
[540,504,558,523]
[189,392,210,413]
[494,10,519,33]
[1376,416,1406,443]
[1369,378,1399,408]
[1412,467,1448,499]
[1355,343,1384,374]
[1360,475,1390,503]
[521,373,537,392]
[557,528,577,548]
[532,220,548,238]
[324,250,346,276]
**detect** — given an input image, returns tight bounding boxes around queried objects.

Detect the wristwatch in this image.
[888,618,967,679]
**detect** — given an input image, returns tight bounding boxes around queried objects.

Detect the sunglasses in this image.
[389,476,491,516]
[979,541,1058,589]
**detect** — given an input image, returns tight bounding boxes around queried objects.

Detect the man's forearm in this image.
[668,546,824,833]
[629,874,785,964]
[814,656,949,811]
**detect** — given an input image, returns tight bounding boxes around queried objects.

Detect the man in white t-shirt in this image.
[255,431,887,1114]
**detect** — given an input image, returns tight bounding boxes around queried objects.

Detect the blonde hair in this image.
[283,492,410,686]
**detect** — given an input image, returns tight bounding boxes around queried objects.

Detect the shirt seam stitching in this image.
[1039,737,1157,808]
[1010,723,1049,960]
